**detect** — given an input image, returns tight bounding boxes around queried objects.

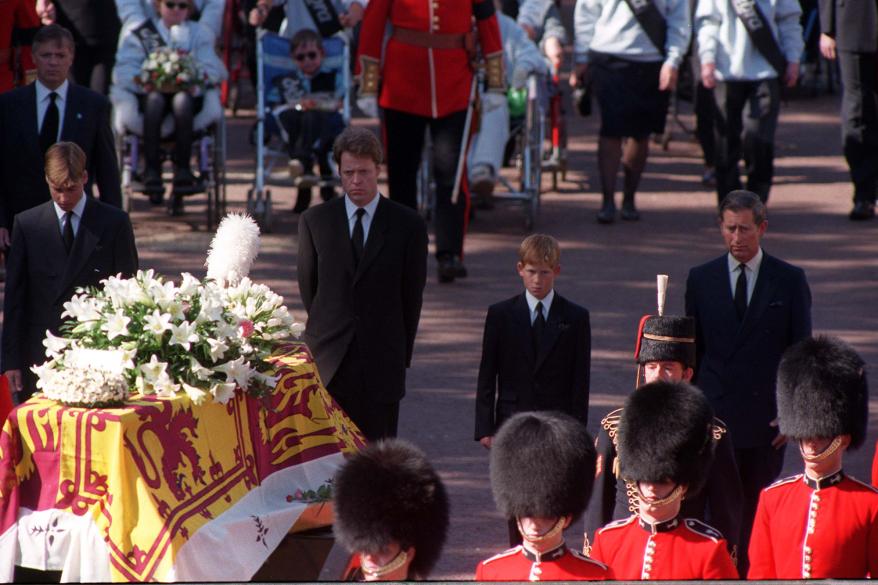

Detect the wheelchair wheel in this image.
[521,86,543,230]
[207,118,228,230]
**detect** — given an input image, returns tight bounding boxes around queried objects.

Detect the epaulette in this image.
[766,474,802,490]
[598,515,636,534]
[569,550,609,570]
[683,518,724,543]
[848,476,878,494]
[480,546,522,565]
[601,408,623,447]
[711,417,728,441]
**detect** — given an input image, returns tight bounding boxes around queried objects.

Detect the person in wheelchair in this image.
[469,10,547,201]
[512,0,566,76]
[110,0,227,199]
[273,28,345,213]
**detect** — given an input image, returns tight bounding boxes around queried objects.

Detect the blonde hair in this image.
[45,142,87,187]
[518,234,560,267]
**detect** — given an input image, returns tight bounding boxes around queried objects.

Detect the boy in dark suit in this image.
[475,234,591,449]
[1,142,138,401]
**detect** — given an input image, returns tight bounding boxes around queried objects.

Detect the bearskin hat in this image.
[777,336,868,449]
[490,411,596,522]
[332,439,449,579]
[635,315,697,368]
[618,381,715,497]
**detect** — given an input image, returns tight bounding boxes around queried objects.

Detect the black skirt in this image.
[589,51,670,138]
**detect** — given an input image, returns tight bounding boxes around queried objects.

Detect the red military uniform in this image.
[0,0,39,93]
[748,471,878,579]
[357,0,504,118]
[872,440,877,486]
[475,544,613,581]
[590,515,738,580]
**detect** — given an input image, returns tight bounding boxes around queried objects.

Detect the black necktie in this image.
[734,264,748,320]
[40,92,59,154]
[63,211,74,253]
[532,301,546,352]
[351,208,365,265]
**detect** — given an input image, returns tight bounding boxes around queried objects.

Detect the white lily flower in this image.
[62,295,102,322]
[216,356,251,389]
[43,331,71,358]
[102,312,131,340]
[182,382,209,405]
[206,338,228,362]
[178,272,201,296]
[144,309,173,337]
[210,381,236,404]
[153,372,179,397]
[139,354,168,383]
[189,357,212,381]
[169,321,199,350]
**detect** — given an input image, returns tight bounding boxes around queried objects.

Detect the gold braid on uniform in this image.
[624,480,641,514]
[711,418,728,442]
[517,517,566,545]
[799,436,844,463]
[358,56,381,97]
[601,409,623,478]
[484,52,506,92]
[359,549,409,579]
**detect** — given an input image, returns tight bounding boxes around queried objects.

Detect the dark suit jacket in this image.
[685,252,811,449]
[1,197,138,396]
[0,82,122,230]
[297,196,428,404]
[474,292,591,440]
[820,0,878,52]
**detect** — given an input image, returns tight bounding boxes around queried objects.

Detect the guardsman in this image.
[0,0,39,93]
[748,336,878,579]
[584,314,743,566]
[333,439,449,581]
[475,411,613,580]
[355,0,505,283]
[589,381,738,579]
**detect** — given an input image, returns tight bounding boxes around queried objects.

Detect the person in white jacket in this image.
[469,12,548,200]
[110,0,227,199]
[695,0,803,205]
[115,0,225,39]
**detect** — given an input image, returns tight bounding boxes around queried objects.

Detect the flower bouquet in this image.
[136,46,207,94]
[33,214,305,406]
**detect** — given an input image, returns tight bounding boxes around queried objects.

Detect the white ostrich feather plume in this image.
[205,213,261,285]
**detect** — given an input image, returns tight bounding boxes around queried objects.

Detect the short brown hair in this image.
[332,127,383,167]
[33,24,75,52]
[45,142,87,186]
[518,234,560,267]
[291,28,323,52]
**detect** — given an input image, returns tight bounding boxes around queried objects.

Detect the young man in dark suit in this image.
[297,127,428,441]
[1,142,138,401]
[818,0,878,220]
[685,189,812,575]
[0,24,121,251]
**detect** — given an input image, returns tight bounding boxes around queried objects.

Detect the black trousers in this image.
[694,81,716,168]
[140,92,204,171]
[839,50,878,203]
[383,108,469,258]
[72,45,115,95]
[712,79,781,204]
[327,341,400,441]
[734,444,786,578]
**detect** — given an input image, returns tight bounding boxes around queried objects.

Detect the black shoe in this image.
[167,192,184,216]
[596,200,616,224]
[142,168,164,203]
[172,167,205,195]
[621,201,640,221]
[452,255,468,278]
[437,255,456,283]
[849,200,875,221]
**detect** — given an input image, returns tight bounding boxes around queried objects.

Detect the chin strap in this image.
[799,436,843,463]
[635,483,684,508]
[517,517,566,544]
[360,549,408,579]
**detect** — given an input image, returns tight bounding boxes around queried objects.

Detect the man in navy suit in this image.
[1,142,137,401]
[0,24,121,251]
[685,189,811,575]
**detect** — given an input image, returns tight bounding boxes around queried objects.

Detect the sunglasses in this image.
[164,2,190,9]
[293,51,319,62]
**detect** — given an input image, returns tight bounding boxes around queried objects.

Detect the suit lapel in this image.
[23,84,41,158]
[709,257,740,333]
[36,202,67,279]
[56,198,101,303]
[513,294,536,366]
[60,84,82,142]
[734,254,777,346]
[534,295,564,372]
[353,197,387,283]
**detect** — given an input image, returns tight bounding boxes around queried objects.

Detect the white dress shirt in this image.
[525,289,554,324]
[344,193,381,242]
[727,247,763,304]
[53,194,87,239]
[36,79,69,139]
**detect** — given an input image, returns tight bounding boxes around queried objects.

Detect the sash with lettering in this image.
[622,0,667,56]
[730,0,786,76]
[132,19,167,55]
[303,0,343,38]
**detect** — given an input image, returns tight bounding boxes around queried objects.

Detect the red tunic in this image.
[872,440,877,487]
[475,544,613,581]
[0,0,39,93]
[748,472,878,579]
[590,515,738,580]
[356,0,502,118]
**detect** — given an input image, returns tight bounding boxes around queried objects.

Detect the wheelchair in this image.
[249,29,351,232]
[113,93,228,228]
